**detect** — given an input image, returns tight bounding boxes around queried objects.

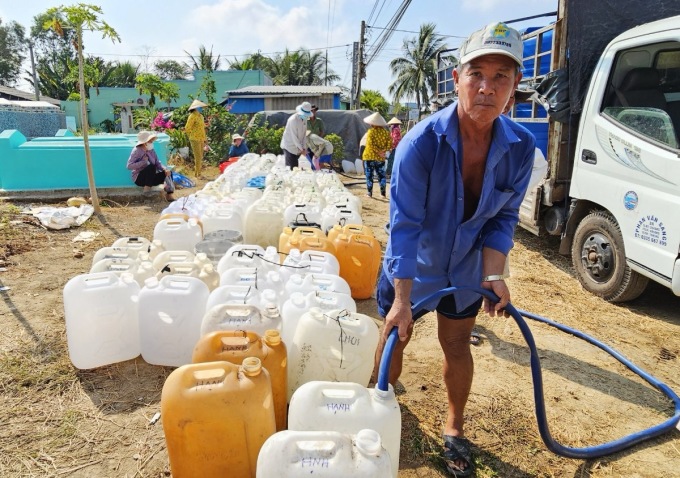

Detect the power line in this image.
[367,25,467,39]
[365,0,412,66]
[367,0,381,24]
[83,43,353,60]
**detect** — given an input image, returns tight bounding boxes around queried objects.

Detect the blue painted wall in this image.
[226,98,265,114]
[0,130,169,191]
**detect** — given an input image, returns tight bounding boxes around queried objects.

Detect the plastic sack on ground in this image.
[33,204,95,230]
[171,172,195,189]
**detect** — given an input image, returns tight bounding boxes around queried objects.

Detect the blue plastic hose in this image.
[376,286,680,459]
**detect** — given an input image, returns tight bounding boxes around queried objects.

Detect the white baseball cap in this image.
[459,22,523,67]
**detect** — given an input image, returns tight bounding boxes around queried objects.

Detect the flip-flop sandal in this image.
[442,435,474,477]
[469,331,482,346]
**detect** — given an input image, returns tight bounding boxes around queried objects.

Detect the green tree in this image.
[388,23,447,119]
[135,73,165,107]
[109,60,140,87]
[227,53,270,71]
[158,82,180,109]
[266,49,339,86]
[44,3,120,215]
[185,45,221,72]
[64,56,118,96]
[0,18,26,86]
[154,59,189,80]
[360,89,390,117]
[28,11,76,100]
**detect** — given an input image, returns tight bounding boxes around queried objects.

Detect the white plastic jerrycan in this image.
[152,250,211,271]
[288,381,401,477]
[153,217,203,252]
[300,250,340,275]
[91,246,145,266]
[63,272,140,369]
[280,291,356,348]
[200,206,244,236]
[287,308,379,399]
[244,201,284,248]
[201,303,282,337]
[207,284,263,311]
[216,244,266,275]
[256,429,392,478]
[285,273,351,296]
[112,236,150,252]
[138,276,209,367]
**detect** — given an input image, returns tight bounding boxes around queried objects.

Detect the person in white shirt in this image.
[280,101,312,169]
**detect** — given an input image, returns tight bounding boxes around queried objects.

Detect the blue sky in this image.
[1,0,557,100]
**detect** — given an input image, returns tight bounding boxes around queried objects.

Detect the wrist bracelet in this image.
[482,274,507,282]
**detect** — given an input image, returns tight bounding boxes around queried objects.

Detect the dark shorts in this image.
[283,149,299,169]
[376,271,483,320]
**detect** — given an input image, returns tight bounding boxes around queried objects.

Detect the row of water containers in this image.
[158,153,364,250]
[64,157,397,476]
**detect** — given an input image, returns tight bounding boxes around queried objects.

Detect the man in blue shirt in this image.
[375,22,535,477]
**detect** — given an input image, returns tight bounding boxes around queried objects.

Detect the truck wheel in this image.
[571,211,648,302]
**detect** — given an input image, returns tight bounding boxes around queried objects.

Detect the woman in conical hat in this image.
[361,112,391,197]
[185,100,208,177]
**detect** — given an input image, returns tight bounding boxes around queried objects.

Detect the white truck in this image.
[512,0,680,302]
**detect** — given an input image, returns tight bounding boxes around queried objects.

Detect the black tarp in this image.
[567,0,680,115]
[249,109,372,161]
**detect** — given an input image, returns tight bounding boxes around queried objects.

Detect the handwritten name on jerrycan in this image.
[162,358,275,478]
[256,429,392,477]
[287,308,378,400]
[288,381,401,478]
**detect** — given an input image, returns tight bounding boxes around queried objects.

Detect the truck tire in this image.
[571,211,649,302]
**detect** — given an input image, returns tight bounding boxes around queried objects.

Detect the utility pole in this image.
[355,20,366,109]
[350,42,358,109]
[28,42,40,101]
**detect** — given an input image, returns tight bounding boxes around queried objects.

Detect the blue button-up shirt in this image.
[383,102,535,313]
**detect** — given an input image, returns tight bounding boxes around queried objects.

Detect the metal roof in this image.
[0,86,60,106]
[226,85,342,95]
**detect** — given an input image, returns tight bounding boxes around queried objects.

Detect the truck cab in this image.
[511,7,680,302]
[568,16,680,301]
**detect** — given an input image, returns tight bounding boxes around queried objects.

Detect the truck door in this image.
[571,37,680,290]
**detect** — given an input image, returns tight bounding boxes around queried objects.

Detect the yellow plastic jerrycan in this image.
[192,330,288,431]
[333,233,382,299]
[278,226,325,255]
[161,358,276,478]
[327,224,374,242]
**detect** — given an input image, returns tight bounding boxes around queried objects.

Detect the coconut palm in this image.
[227,53,271,71]
[109,61,140,87]
[185,45,221,72]
[267,49,339,86]
[360,89,389,117]
[388,23,447,119]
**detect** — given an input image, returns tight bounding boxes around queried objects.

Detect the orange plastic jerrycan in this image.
[161,358,275,478]
[333,233,382,299]
[327,224,374,242]
[278,226,325,255]
[192,330,288,431]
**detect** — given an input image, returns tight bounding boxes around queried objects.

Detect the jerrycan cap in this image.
[355,429,382,455]
[241,356,262,376]
[290,292,305,306]
[144,276,160,288]
[264,329,281,346]
[120,272,135,284]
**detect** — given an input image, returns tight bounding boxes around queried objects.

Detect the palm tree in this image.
[267,49,339,86]
[110,61,140,87]
[388,23,447,119]
[185,45,221,72]
[227,53,271,71]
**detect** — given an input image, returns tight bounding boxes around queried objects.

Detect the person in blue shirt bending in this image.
[374,22,535,477]
[228,133,249,158]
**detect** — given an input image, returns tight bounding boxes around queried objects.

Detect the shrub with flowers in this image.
[151,112,175,131]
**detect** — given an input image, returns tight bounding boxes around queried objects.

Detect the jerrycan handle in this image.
[83,273,117,288]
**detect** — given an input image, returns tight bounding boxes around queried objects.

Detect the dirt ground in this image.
[1,168,679,478]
